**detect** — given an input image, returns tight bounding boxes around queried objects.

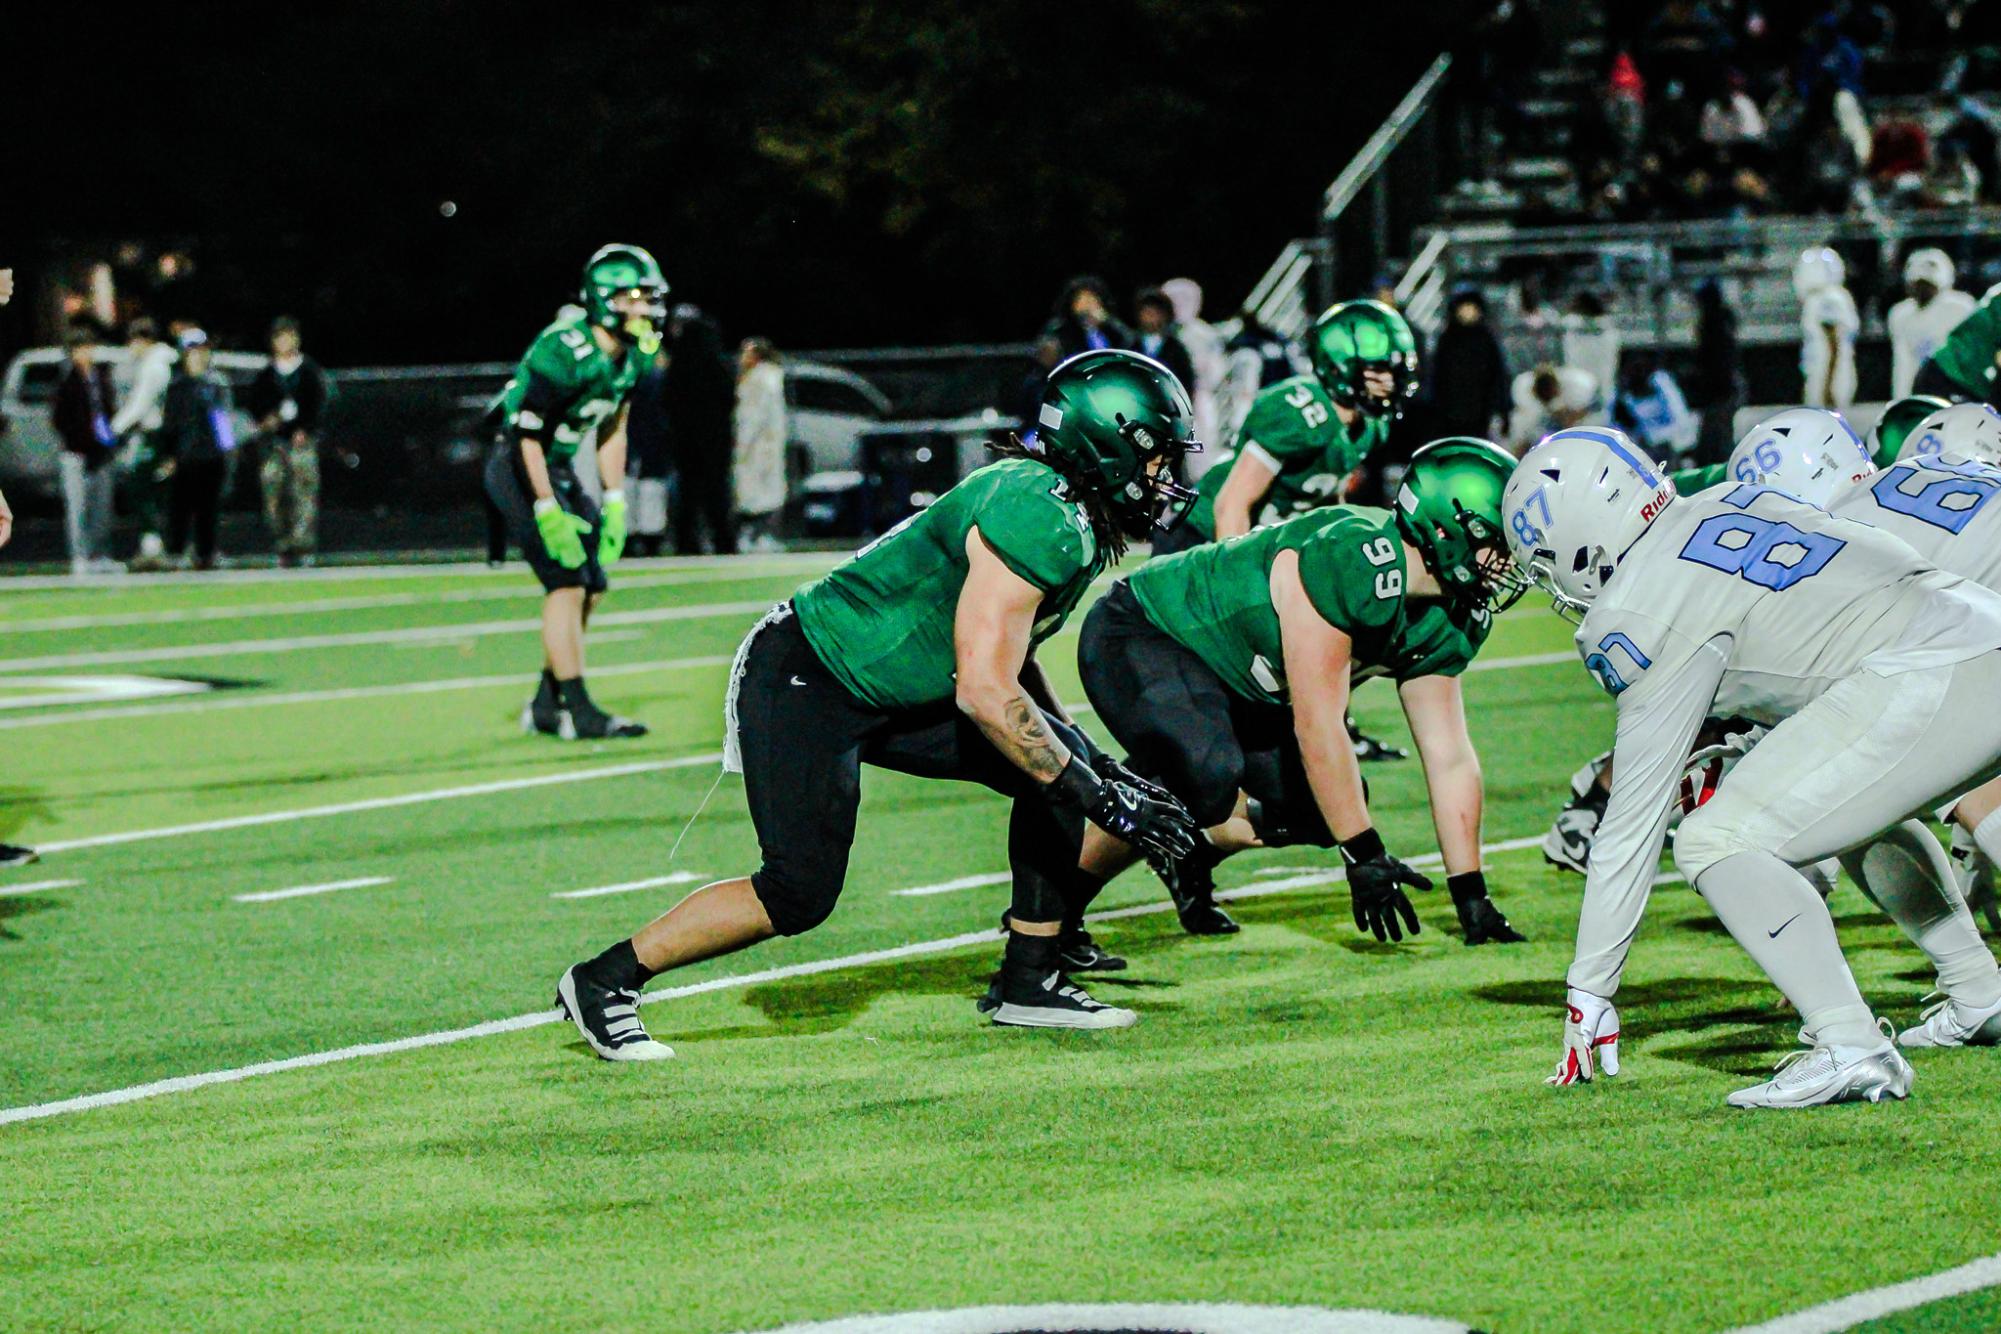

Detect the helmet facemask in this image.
[1110,416,1201,537]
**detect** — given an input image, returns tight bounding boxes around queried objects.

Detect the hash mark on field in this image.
[1728,1248,2001,1332]
[890,871,1013,898]
[0,878,83,897]
[234,876,394,903]
[553,871,705,899]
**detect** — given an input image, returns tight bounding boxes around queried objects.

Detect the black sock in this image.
[1004,930,1061,974]
[557,676,594,712]
[582,938,654,991]
[534,669,558,707]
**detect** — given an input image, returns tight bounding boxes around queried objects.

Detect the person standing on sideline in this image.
[1508,363,1598,453]
[1429,288,1511,441]
[157,329,236,570]
[733,338,787,551]
[1042,276,1132,359]
[1887,249,1975,399]
[52,329,122,575]
[624,345,672,558]
[1162,278,1226,458]
[1692,279,1743,463]
[1132,287,1196,400]
[111,318,178,569]
[664,305,737,555]
[246,317,330,567]
[1795,245,1859,410]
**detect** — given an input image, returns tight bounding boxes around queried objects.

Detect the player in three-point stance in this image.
[555,350,1204,1059]
[1507,425,2001,1107]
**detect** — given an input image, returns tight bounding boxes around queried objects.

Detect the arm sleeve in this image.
[1567,636,1729,997]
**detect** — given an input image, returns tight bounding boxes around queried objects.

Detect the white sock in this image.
[1695,851,1882,1051]
[1845,821,2001,1009]
[1973,806,2001,872]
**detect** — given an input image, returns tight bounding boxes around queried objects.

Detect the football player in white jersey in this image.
[1887,249,1976,400]
[1796,247,1859,411]
[1505,426,2001,1108]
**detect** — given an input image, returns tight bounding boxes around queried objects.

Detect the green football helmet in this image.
[581,244,670,355]
[1036,349,1201,536]
[1308,299,1419,419]
[1868,393,1952,468]
[1395,437,1530,613]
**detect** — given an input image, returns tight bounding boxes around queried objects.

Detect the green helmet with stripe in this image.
[1395,437,1530,612]
[1035,349,1201,537]
[1308,299,1419,419]
[1868,394,1952,468]
[581,243,670,355]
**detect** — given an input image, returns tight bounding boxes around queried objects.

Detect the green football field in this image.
[3,555,1999,1333]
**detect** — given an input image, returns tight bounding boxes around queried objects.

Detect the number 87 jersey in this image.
[1576,480,2001,725]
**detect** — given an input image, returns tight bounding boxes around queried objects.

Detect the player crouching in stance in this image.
[1076,438,1528,945]
[556,350,1201,1059]
[1507,427,2001,1108]
[486,245,665,741]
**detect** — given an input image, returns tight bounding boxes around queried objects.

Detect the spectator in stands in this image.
[1429,288,1511,441]
[1867,115,1931,205]
[1794,90,1867,213]
[1162,277,1226,452]
[1692,278,1744,463]
[1219,310,1294,445]
[623,346,671,558]
[1938,98,2000,204]
[246,317,329,568]
[158,328,235,571]
[1888,248,1976,398]
[1699,69,1766,149]
[1795,11,1865,104]
[1131,287,1197,398]
[52,328,121,576]
[1041,276,1130,358]
[1508,362,1599,453]
[1923,138,1984,206]
[733,337,788,552]
[663,305,737,556]
[1610,352,1699,460]
[1639,1,1732,106]
[1561,290,1621,396]
[111,318,177,568]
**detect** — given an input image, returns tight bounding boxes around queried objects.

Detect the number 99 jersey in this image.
[1576,482,2001,725]
[1830,455,2001,590]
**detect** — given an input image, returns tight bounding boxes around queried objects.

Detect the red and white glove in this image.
[1547,987,1621,1086]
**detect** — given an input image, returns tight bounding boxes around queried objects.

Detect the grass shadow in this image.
[0,893,60,942]
[0,787,52,842]
[1473,975,1798,1075]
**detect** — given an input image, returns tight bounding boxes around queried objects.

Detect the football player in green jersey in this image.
[1159,299,1417,558]
[554,351,1203,1058]
[485,244,667,740]
[1868,394,1952,467]
[1076,438,1528,943]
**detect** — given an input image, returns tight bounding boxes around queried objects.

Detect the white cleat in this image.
[1898,991,2001,1050]
[555,965,676,1062]
[991,970,1139,1030]
[1727,1025,1913,1109]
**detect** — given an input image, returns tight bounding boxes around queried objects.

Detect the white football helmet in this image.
[1794,246,1845,298]
[1728,407,1873,508]
[1903,247,1955,291]
[1502,427,1678,621]
[1900,402,2001,467]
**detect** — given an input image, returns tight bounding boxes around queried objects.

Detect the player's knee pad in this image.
[1673,800,1760,886]
[750,857,845,937]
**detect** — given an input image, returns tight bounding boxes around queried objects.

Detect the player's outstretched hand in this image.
[598,490,628,567]
[1448,871,1526,945]
[1341,830,1430,942]
[1087,778,1198,864]
[1547,987,1620,1086]
[533,499,592,569]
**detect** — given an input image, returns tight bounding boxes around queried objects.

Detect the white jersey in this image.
[1567,483,2001,995]
[1829,456,2001,590]
[1887,290,1976,398]
[1800,286,1859,409]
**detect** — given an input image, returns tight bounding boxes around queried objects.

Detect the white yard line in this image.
[552,871,705,900]
[889,872,1014,898]
[1727,1251,2001,1333]
[0,832,1545,1128]
[0,878,83,897]
[33,753,723,856]
[0,552,831,594]
[234,876,393,904]
[0,600,773,673]
[0,654,734,732]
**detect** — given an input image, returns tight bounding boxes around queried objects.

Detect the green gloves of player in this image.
[598,489,628,567]
[533,497,592,570]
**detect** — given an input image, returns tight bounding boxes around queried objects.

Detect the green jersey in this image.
[1182,376,1389,540]
[496,315,647,464]
[1927,281,2001,397]
[1127,507,1491,708]
[1669,462,1729,495]
[793,458,1105,711]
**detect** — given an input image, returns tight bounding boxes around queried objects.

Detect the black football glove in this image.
[1053,757,1198,863]
[1341,829,1431,942]
[1089,752,1179,807]
[1448,871,1526,945]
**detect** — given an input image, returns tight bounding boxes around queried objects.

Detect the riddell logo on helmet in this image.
[1640,485,1675,522]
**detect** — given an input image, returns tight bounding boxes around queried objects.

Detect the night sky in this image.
[5,2,1458,363]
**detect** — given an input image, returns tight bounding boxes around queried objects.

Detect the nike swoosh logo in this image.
[1768,912,1803,939]
[789,676,807,686]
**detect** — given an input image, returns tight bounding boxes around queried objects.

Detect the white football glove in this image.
[1547,987,1621,1086]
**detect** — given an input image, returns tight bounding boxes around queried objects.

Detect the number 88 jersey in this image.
[1831,455,2001,591]
[1575,482,2001,724]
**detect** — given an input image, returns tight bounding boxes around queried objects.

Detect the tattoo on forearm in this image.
[981,693,1069,782]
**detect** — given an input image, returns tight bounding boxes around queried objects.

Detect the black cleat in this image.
[1058,926,1126,972]
[989,966,1137,1029]
[1542,752,1612,874]
[555,964,675,1061]
[1157,850,1238,936]
[560,704,649,740]
[1347,715,1407,762]
[0,843,39,868]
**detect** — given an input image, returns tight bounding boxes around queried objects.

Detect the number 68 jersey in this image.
[1576,482,2001,727]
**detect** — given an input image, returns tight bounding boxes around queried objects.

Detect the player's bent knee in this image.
[750,865,842,936]
[1673,804,1756,885]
